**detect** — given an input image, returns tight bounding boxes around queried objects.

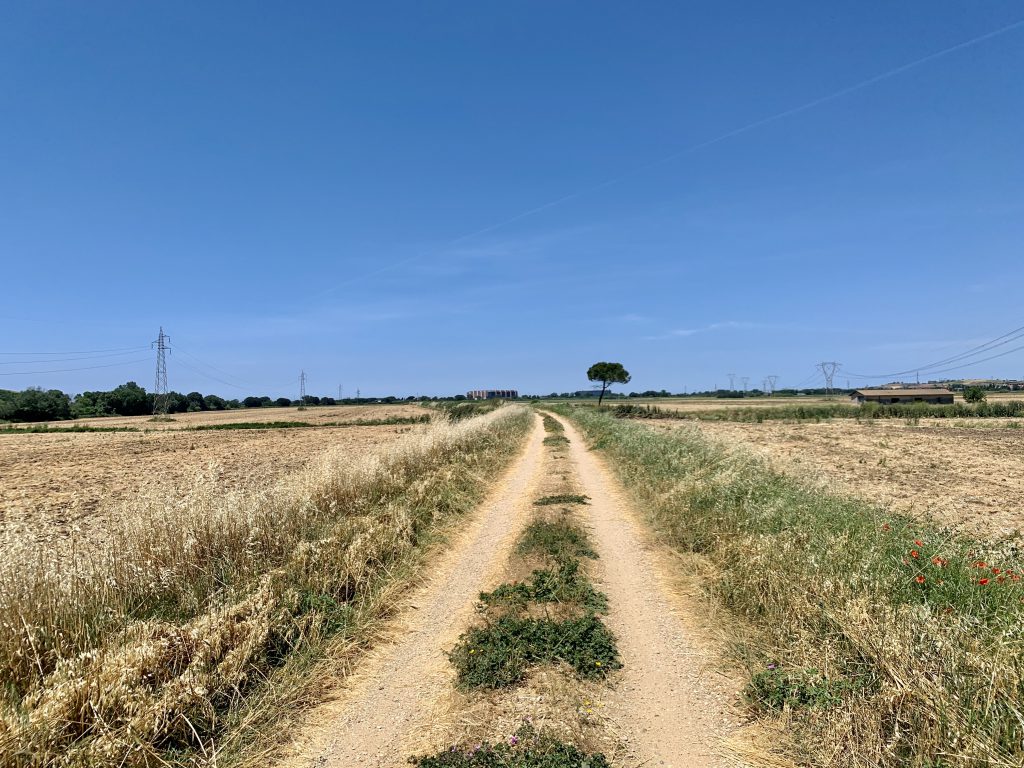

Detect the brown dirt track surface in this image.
[0,405,426,543]
[654,418,1024,540]
[277,412,737,768]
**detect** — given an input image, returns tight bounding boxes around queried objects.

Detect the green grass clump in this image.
[451,614,620,689]
[746,665,866,712]
[517,520,597,560]
[0,424,139,434]
[613,400,1024,423]
[541,414,564,433]
[189,421,315,430]
[412,724,610,767]
[480,559,607,612]
[533,494,589,507]
[439,400,505,421]
[542,435,570,447]
[558,405,1024,767]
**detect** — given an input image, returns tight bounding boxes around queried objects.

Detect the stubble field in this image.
[648,417,1024,539]
[0,404,428,544]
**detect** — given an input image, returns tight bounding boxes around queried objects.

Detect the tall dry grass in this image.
[0,406,532,766]
[560,406,1024,768]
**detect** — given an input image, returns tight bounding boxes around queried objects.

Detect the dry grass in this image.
[0,406,532,767]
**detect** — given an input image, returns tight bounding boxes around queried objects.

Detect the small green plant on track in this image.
[543,435,570,447]
[533,494,589,506]
[411,723,611,767]
[517,520,597,560]
[541,415,564,433]
[480,558,607,612]
[451,613,620,689]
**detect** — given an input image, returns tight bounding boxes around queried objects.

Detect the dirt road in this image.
[278,411,734,767]
[278,414,547,766]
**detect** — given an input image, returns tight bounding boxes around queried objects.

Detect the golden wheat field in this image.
[0,404,429,544]
[649,417,1024,539]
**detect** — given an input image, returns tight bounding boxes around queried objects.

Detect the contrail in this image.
[315,17,1024,297]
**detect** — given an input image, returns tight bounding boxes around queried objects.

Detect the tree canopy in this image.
[586,362,631,406]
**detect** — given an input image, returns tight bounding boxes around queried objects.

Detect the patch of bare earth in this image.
[655,419,1024,539]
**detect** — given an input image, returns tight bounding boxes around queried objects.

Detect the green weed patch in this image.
[0,424,139,434]
[613,400,1024,423]
[451,614,620,689]
[533,494,589,507]
[541,415,564,433]
[517,520,597,560]
[543,435,570,447]
[746,665,865,712]
[480,559,607,612]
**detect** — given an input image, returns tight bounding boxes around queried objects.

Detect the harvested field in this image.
[0,404,428,544]
[69,403,428,429]
[649,418,1024,539]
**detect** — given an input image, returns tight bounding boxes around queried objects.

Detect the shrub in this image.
[964,386,987,403]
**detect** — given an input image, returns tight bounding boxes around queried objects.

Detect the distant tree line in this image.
[1,384,444,423]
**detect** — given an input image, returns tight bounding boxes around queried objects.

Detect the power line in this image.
[846,324,1024,380]
[0,358,151,376]
[0,348,148,358]
[0,348,150,365]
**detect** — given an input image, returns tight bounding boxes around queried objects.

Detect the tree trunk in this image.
[598,383,607,406]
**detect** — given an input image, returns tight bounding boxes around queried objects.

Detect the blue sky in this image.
[2,2,1022,397]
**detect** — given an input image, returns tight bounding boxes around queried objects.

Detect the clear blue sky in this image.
[2,2,1022,397]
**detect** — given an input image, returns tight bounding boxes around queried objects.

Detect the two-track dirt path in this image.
[277,414,547,767]
[278,411,735,767]
[558,415,736,767]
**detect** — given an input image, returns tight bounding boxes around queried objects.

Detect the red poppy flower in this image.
[915,575,926,584]
[979,578,990,585]
[910,550,920,559]
[974,561,988,568]
[882,524,891,532]
[931,556,947,567]
[914,539,923,546]
[992,568,1001,575]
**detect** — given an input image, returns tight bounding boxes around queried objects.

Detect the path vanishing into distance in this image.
[278,411,738,767]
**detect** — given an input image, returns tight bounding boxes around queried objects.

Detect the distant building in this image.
[466,389,518,400]
[850,388,954,405]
